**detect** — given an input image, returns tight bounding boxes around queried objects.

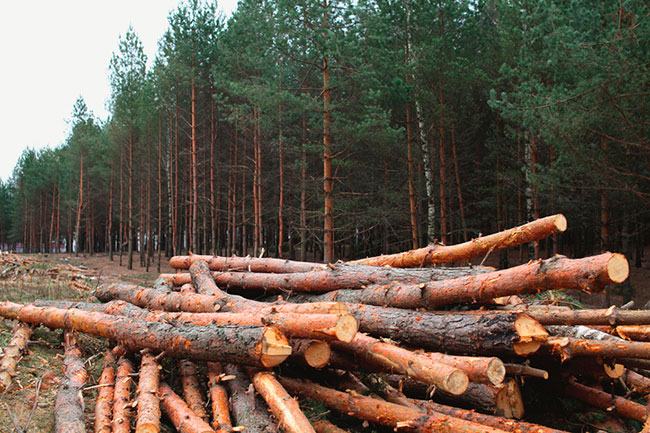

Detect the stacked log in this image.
[4,214,650,433]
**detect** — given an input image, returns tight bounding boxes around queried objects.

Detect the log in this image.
[312,419,350,433]
[159,381,215,433]
[290,253,628,308]
[0,322,32,392]
[179,359,209,422]
[360,373,421,409]
[55,331,87,433]
[206,362,232,433]
[332,333,468,395]
[348,304,547,356]
[526,306,650,326]
[135,350,161,433]
[351,214,567,267]
[113,355,135,433]
[504,363,549,380]
[171,254,322,273]
[544,336,650,360]
[222,363,279,433]
[617,325,650,341]
[425,353,505,385]
[94,350,116,433]
[564,379,648,422]
[435,379,525,420]
[623,370,650,394]
[290,339,331,369]
[0,301,291,367]
[247,368,317,433]
[278,376,509,433]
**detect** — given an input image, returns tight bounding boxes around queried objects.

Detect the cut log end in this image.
[607,253,629,284]
[553,214,567,232]
[303,341,332,369]
[445,370,470,396]
[604,363,625,379]
[260,327,292,368]
[335,315,358,343]
[513,314,548,355]
[498,379,525,419]
[487,358,506,386]
[134,424,160,433]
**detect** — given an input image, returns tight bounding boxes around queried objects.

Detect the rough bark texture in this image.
[179,359,209,423]
[135,350,161,433]
[351,214,567,267]
[312,419,350,433]
[0,322,32,392]
[94,350,116,433]
[435,379,524,420]
[290,339,331,369]
[0,301,290,367]
[55,331,87,433]
[425,353,505,385]
[617,325,650,341]
[159,381,215,433]
[113,355,135,433]
[526,306,650,326]
[206,362,233,433]
[623,370,650,393]
[171,254,321,273]
[564,380,648,422]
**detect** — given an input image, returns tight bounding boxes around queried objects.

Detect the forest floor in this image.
[0,250,649,432]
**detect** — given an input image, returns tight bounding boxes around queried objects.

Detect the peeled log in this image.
[425,353,505,385]
[135,350,161,433]
[159,381,215,433]
[206,362,232,433]
[292,253,628,309]
[179,359,209,423]
[0,301,291,368]
[0,322,32,392]
[113,355,135,433]
[94,350,116,433]
[247,369,317,433]
[351,214,567,267]
[279,376,509,433]
[171,254,322,273]
[55,331,87,433]
[564,380,648,422]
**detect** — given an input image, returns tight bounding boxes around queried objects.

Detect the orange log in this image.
[527,306,650,326]
[332,334,468,395]
[135,350,161,433]
[290,339,331,369]
[179,359,209,423]
[351,214,567,267]
[436,379,525,420]
[55,331,88,433]
[206,362,232,433]
[159,381,215,433]
[312,419,350,433]
[426,353,505,385]
[279,376,508,433]
[623,370,650,394]
[247,369,316,433]
[617,325,650,341]
[545,336,650,360]
[94,350,116,433]
[113,355,135,433]
[564,380,648,422]
[0,322,32,392]
[171,254,321,273]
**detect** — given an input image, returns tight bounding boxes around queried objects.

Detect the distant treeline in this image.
[0,0,648,270]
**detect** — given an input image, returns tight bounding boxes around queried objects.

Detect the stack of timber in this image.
[3,214,650,432]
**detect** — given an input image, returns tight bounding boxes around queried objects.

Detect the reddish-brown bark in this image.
[159,381,215,433]
[135,350,161,433]
[179,359,209,423]
[564,380,648,422]
[206,362,232,433]
[312,419,350,433]
[525,306,650,326]
[425,353,505,385]
[113,355,135,433]
[95,350,116,433]
[0,322,32,392]
[55,332,87,433]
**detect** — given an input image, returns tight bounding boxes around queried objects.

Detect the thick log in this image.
[279,376,509,433]
[623,370,650,394]
[526,306,650,326]
[290,339,331,369]
[159,381,215,433]
[55,331,87,433]
[564,380,648,422]
[135,350,161,433]
[179,359,209,422]
[437,380,524,419]
[0,301,291,367]
[312,419,350,433]
[222,363,279,433]
[617,325,650,341]
[351,214,567,267]
[113,355,135,433]
[171,254,322,273]
[348,304,547,356]
[425,353,505,385]
[332,334,468,395]
[360,374,421,409]
[95,350,116,433]
[206,362,232,433]
[289,253,628,308]
[247,369,317,433]
[544,332,650,361]
[0,322,32,392]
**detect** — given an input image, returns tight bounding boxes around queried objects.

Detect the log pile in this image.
[3,214,650,432]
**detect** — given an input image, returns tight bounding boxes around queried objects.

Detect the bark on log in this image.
[0,301,291,367]
[135,350,161,433]
[159,381,215,433]
[564,380,648,422]
[504,364,549,380]
[113,355,135,433]
[544,331,650,360]
[94,350,116,433]
[290,339,331,369]
[55,331,87,433]
[222,363,279,433]
[247,368,316,433]
[526,306,650,326]
[312,419,350,433]
[425,353,505,385]
[0,322,32,392]
[351,214,567,267]
[623,370,650,394]
[435,379,525,420]
[206,362,233,433]
[171,254,322,273]
[332,334,468,395]
[278,376,509,433]
[290,253,628,308]
[617,325,650,341]
[179,359,209,422]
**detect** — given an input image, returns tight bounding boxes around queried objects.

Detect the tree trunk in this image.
[206,362,232,433]
[179,359,209,422]
[94,350,115,433]
[426,353,505,385]
[113,355,135,433]
[74,146,83,256]
[436,380,524,420]
[223,364,279,433]
[54,332,87,433]
[190,79,198,253]
[406,103,419,249]
[170,254,321,273]
[564,380,647,422]
[159,381,215,433]
[322,0,334,263]
[0,323,32,392]
[135,350,161,433]
[300,111,308,261]
[450,122,467,242]
[128,125,134,270]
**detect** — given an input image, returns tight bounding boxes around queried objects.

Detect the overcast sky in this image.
[0,0,238,182]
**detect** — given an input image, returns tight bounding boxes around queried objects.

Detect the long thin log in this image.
[171,254,322,273]
[312,419,350,433]
[0,322,32,392]
[222,364,279,433]
[0,301,291,367]
[55,331,87,433]
[159,381,215,433]
[94,350,116,433]
[351,214,567,267]
[526,306,650,326]
[247,369,316,433]
[544,333,650,360]
[206,362,232,433]
[289,253,628,308]
[426,353,505,385]
[623,370,650,394]
[278,376,509,433]
[504,363,549,380]
[113,355,135,433]
[617,325,650,341]
[332,334,468,395]
[180,359,209,423]
[564,380,648,422]
[136,350,161,433]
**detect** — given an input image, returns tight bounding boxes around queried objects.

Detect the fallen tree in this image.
[54,331,87,433]
[0,322,32,392]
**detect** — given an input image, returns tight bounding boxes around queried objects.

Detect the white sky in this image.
[0,0,238,182]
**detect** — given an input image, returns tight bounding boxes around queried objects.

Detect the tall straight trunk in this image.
[174,103,179,255]
[210,96,217,255]
[74,146,84,256]
[146,153,152,272]
[517,129,523,263]
[406,103,419,249]
[165,109,173,258]
[109,166,114,261]
[241,122,247,256]
[300,112,308,262]
[49,183,56,253]
[119,154,124,266]
[524,133,537,260]
[322,0,334,263]
[140,180,145,267]
[600,136,609,252]
[56,188,60,253]
[252,110,260,255]
[277,59,285,258]
[190,79,198,253]
[128,126,134,270]
[450,122,467,242]
[158,114,163,272]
